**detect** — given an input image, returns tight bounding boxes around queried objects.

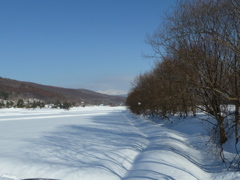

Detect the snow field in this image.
[0,106,239,180]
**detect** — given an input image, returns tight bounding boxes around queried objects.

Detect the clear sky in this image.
[0,0,175,95]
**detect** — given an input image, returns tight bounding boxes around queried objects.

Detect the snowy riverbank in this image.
[0,106,239,180]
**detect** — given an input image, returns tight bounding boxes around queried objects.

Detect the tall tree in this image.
[142,0,240,163]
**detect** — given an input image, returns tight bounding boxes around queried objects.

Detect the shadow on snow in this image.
[22,111,147,179]
[21,110,226,180]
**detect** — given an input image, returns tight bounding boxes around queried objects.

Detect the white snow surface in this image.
[0,106,239,180]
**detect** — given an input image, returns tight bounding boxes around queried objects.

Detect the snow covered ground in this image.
[0,106,239,180]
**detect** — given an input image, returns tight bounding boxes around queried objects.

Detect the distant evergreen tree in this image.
[0,91,9,100]
[17,99,25,108]
[6,101,14,108]
[31,101,37,108]
[0,101,5,108]
[40,101,45,108]
[62,102,71,110]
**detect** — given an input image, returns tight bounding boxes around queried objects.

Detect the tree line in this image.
[126,0,240,166]
[0,99,76,110]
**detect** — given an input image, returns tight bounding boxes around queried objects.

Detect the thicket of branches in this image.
[126,0,240,166]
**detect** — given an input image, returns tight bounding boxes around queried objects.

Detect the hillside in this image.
[0,77,125,105]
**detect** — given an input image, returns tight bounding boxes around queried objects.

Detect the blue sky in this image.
[0,0,175,95]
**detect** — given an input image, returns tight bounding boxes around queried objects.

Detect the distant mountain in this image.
[0,77,126,105]
[119,94,128,98]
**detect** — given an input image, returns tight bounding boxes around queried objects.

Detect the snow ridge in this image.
[121,113,211,180]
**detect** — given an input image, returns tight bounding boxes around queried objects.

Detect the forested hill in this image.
[0,77,125,105]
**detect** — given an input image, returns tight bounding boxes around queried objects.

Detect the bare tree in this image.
[144,0,240,163]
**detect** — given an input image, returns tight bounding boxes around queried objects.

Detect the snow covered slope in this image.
[0,107,239,180]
